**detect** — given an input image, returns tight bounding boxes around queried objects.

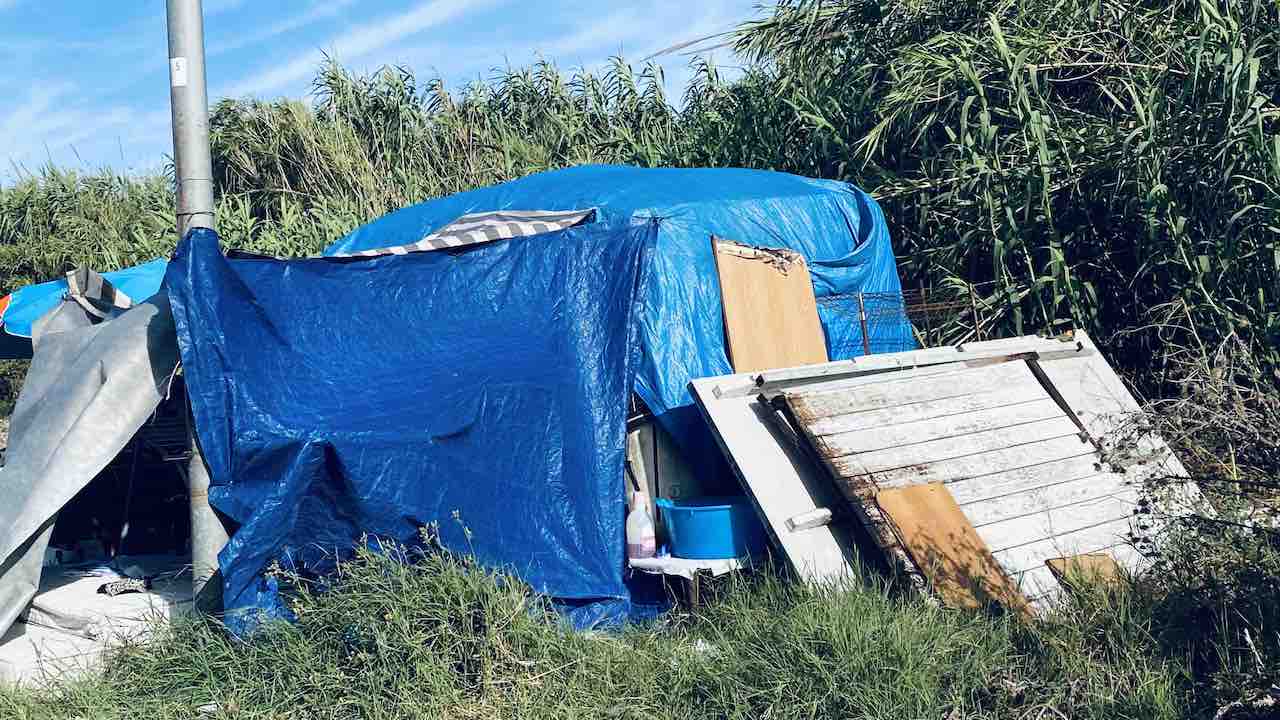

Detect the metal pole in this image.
[857,292,872,356]
[969,284,984,342]
[186,437,225,611]
[167,0,215,236]
[166,0,225,609]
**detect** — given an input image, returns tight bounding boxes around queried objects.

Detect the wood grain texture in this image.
[991,516,1138,575]
[800,387,1049,437]
[713,237,828,373]
[812,398,1065,454]
[779,357,1146,611]
[1046,553,1125,590]
[829,434,1096,486]
[874,483,1031,614]
[787,361,1033,419]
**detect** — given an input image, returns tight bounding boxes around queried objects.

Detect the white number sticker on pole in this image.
[170,57,188,88]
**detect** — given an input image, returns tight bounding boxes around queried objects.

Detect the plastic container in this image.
[626,491,657,560]
[655,496,768,559]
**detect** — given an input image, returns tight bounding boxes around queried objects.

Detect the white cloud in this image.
[222,0,489,99]
[386,0,749,93]
[0,83,150,175]
[208,0,358,56]
[0,83,76,157]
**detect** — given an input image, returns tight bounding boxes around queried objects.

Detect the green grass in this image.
[0,544,1199,720]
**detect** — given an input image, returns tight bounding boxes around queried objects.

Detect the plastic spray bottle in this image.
[626,490,657,560]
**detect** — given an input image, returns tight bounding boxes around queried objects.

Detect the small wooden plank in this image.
[801,385,1049,437]
[1046,553,1125,590]
[874,483,1031,614]
[787,361,1034,419]
[1013,543,1143,602]
[713,238,828,373]
[991,516,1138,575]
[830,425,1089,480]
[946,453,1108,506]
[813,399,1065,456]
[962,474,1134,528]
[974,488,1140,553]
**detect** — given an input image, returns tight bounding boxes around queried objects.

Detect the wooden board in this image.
[689,332,1189,610]
[778,355,1144,607]
[991,516,1137,575]
[874,483,1031,614]
[1046,553,1124,590]
[689,376,858,584]
[713,237,828,373]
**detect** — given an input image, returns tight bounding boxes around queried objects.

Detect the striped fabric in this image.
[65,267,133,320]
[330,208,596,258]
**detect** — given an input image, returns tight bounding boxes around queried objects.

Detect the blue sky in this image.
[0,0,760,179]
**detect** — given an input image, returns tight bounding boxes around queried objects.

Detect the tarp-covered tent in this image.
[327,165,913,446]
[0,165,912,637]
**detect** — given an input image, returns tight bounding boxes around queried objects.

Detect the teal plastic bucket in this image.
[655,496,768,559]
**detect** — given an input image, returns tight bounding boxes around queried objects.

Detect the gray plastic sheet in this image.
[0,296,179,638]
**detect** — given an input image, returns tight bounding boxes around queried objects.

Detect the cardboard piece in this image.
[712,237,828,373]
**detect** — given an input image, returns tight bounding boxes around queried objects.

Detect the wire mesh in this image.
[819,281,1001,357]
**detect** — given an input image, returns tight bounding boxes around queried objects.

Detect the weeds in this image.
[0,542,1189,720]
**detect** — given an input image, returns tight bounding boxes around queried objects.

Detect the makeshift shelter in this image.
[0,165,911,646]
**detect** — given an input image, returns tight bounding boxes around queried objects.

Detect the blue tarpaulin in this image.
[1,258,168,339]
[327,165,914,462]
[166,223,657,629]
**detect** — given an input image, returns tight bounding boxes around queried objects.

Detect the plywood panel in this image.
[875,483,1030,614]
[713,238,827,373]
